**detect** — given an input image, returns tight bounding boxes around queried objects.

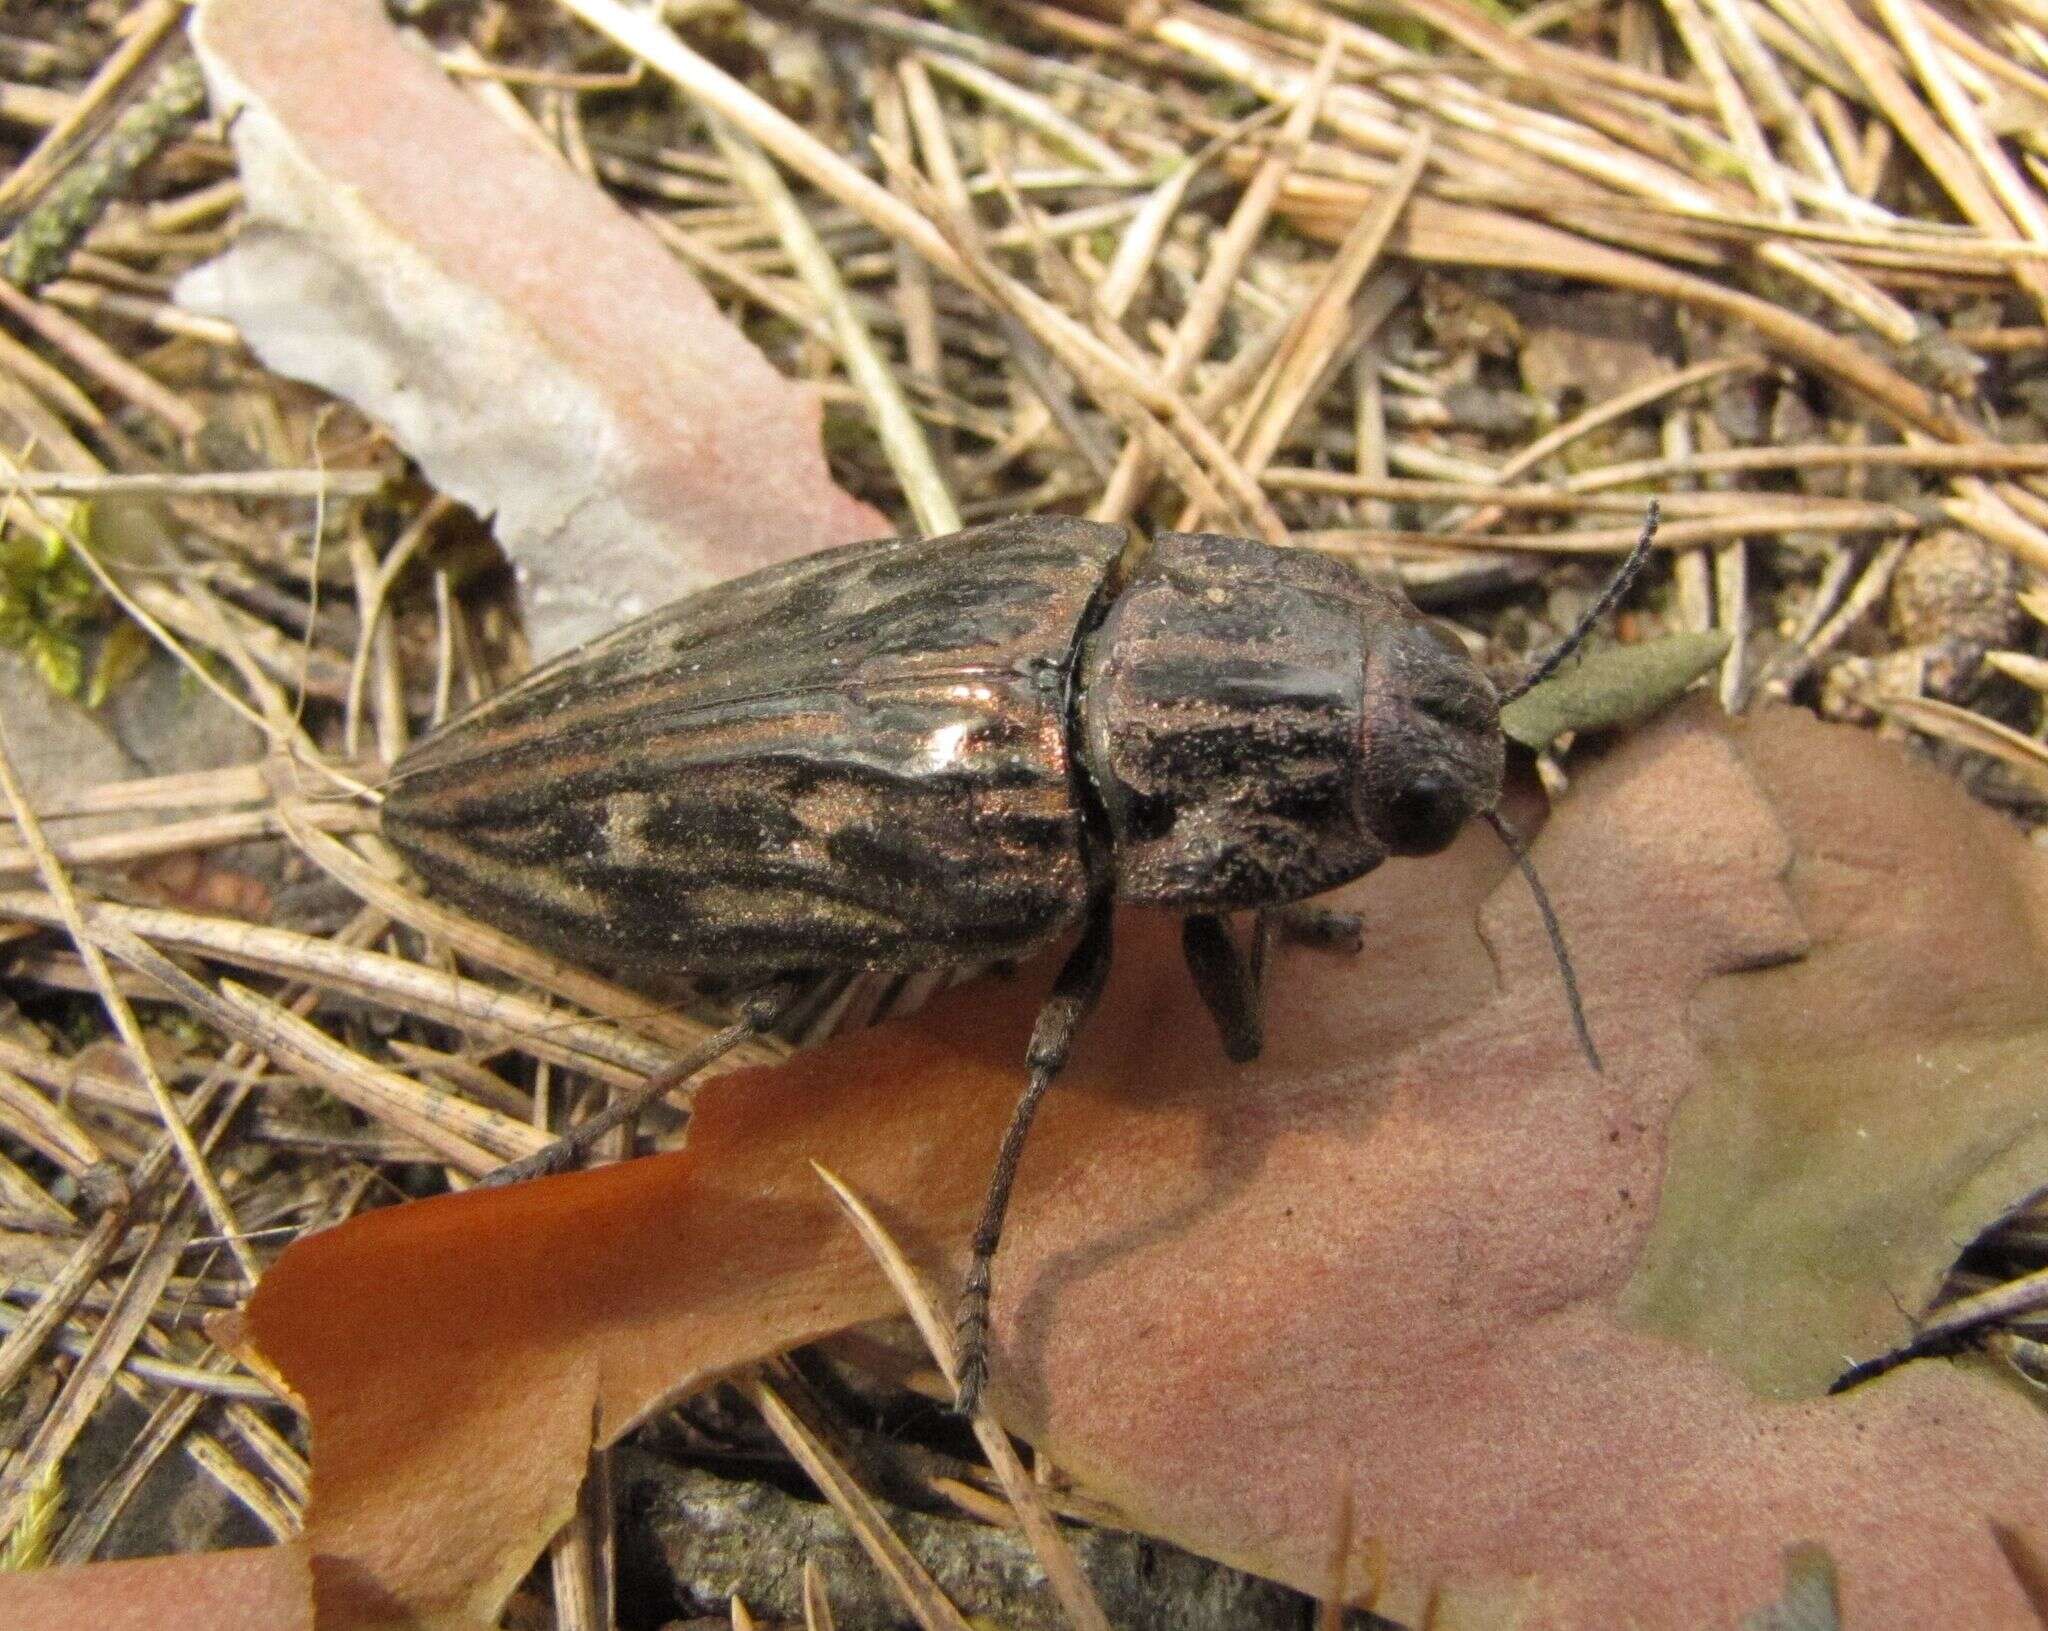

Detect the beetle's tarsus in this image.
[956,1355,988,1417]
[955,1263,992,1416]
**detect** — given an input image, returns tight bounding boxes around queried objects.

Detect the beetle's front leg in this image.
[1182,913,1263,1063]
[1183,906,1366,1064]
[956,901,1113,1416]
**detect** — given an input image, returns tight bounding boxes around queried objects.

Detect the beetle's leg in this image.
[1182,913,1263,1064]
[1185,906,1365,1064]
[476,983,796,1189]
[1264,903,1365,955]
[956,902,1114,1416]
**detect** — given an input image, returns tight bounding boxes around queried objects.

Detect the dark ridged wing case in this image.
[383,516,1129,981]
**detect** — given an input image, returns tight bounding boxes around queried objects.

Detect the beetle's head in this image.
[1354,610,1503,858]
[1079,531,1501,911]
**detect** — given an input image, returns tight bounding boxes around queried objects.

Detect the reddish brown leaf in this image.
[275,706,2048,1625]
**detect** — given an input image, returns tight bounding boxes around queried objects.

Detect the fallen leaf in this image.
[173,0,885,658]
[1499,630,1732,748]
[18,705,2048,1629]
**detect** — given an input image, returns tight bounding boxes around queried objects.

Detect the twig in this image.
[0,0,185,215]
[5,56,206,290]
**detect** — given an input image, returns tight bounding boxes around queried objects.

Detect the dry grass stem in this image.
[343,496,453,761]
[45,1344,297,1562]
[1879,694,2048,796]
[919,53,1138,180]
[802,1558,838,1631]
[0,761,272,821]
[1094,34,1341,522]
[0,1056,108,1173]
[548,1448,615,1631]
[0,809,293,879]
[1223,129,1433,497]
[0,722,256,1285]
[712,118,960,536]
[0,1210,192,1545]
[0,274,201,434]
[0,890,665,1085]
[742,1370,976,1631]
[0,468,384,498]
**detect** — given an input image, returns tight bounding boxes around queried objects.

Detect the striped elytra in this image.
[383,516,1126,982]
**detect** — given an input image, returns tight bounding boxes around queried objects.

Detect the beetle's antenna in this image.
[1483,809,1601,1073]
[1498,500,1660,706]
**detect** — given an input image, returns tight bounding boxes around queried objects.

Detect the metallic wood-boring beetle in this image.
[382,511,1653,1411]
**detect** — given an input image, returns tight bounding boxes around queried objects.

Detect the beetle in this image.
[382,508,1655,1411]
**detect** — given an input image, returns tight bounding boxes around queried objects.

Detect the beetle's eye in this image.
[1384,772,1467,856]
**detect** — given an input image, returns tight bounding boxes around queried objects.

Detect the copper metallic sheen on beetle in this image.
[382,516,1503,976]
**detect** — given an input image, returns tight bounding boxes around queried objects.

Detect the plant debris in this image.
[1499,627,1732,745]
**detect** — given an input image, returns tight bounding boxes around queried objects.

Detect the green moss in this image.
[0,504,142,706]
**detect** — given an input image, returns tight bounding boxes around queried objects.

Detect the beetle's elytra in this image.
[382,515,1523,1410]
